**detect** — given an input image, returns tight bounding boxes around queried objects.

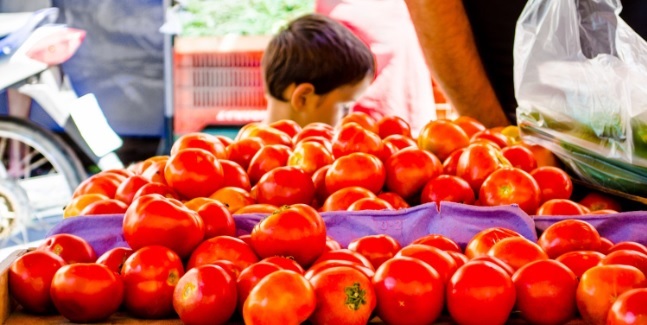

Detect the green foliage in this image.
[181,0,315,36]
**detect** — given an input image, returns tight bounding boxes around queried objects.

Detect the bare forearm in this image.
[404,0,510,127]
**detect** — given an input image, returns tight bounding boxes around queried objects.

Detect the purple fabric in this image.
[47,202,647,257]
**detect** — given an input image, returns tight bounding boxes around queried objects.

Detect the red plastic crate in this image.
[173,36,271,134]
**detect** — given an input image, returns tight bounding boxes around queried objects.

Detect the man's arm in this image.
[404,0,510,128]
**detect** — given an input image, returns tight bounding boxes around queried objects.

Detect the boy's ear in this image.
[290,83,317,112]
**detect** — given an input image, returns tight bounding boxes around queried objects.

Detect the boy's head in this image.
[262,13,375,126]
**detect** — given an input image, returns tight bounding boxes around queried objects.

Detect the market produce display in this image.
[7,112,647,324]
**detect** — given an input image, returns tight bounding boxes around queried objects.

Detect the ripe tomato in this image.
[247,144,292,185]
[133,182,179,201]
[456,143,507,192]
[339,111,379,133]
[376,115,412,139]
[512,260,578,325]
[420,174,475,205]
[453,116,486,138]
[288,141,333,176]
[537,219,601,259]
[9,251,65,314]
[50,263,123,323]
[261,256,305,275]
[347,197,393,211]
[600,250,647,277]
[321,186,376,212]
[79,198,128,216]
[255,166,316,207]
[479,167,541,215]
[464,227,521,259]
[384,147,443,199]
[397,244,459,284]
[210,260,242,280]
[305,260,375,280]
[555,250,606,279]
[530,166,573,203]
[376,192,410,209]
[170,132,227,159]
[501,144,537,173]
[470,255,515,276]
[293,124,334,143]
[579,191,622,212]
[312,165,331,207]
[123,194,204,259]
[235,203,278,214]
[236,262,282,311]
[447,251,469,268]
[447,261,516,325]
[122,246,185,319]
[115,175,149,205]
[417,119,470,161]
[312,249,376,271]
[610,242,647,255]
[470,129,509,148]
[577,265,647,325]
[164,148,224,199]
[185,198,236,239]
[308,266,376,325]
[140,157,169,185]
[96,247,133,275]
[72,172,124,199]
[38,234,96,264]
[295,136,333,154]
[373,256,444,324]
[247,126,293,147]
[215,135,233,147]
[411,234,462,253]
[325,152,385,194]
[536,199,587,216]
[607,288,647,325]
[347,234,401,269]
[219,159,252,191]
[382,134,417,150]
[63,193,110,218]
[251,204,326,267]
[325,236,342,252]
[173,265,237,325]
[269,119,302,138]
[243,270,316,325]
[331,122,383,159]
[187,236,259,271]
[442,148,466,175]
[226,137,264,170]
[487,236,548,271]
[209,186,255,214]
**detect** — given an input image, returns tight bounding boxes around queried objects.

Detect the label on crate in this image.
[215,109,267,123]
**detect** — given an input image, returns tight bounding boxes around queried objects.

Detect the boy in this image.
[262,13,375,127]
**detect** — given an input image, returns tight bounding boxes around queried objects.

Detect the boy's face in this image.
[310,75,372,126]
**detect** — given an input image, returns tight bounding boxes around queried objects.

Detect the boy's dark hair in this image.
[262,13,375,101]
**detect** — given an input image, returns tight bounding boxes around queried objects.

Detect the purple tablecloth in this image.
[47,202,647,257]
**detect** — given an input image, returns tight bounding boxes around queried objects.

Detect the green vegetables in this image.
[181,0,315,36]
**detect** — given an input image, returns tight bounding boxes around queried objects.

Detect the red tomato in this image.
[420,174,475,205]
[38,234,96,264]
[487,236,548,271]
[305,260,375,280]
[383,134,417,151]
[501,144,537,173]
[236,262,282,311]
[607,288,647,325]
[295,136,333,154]
[209,186,255,214]
[556,250,606,279]
[470,255,515,276]
[579,191,623,212]
[339,111,379,134]
[173,265,237,325]
[600,237,615,254]
[251,204,326,267]
[216,135,233,147]
[601,250,647,277]
[210,260,242,280]
[378,140,398,163]
[536,199,587,216]
[255,166,316,207]
[226,137,264,170]
[247,144,292,185]
[530,166,574,203]
[312,165,331,207]
[479,167,541,215]
[187,236,259,271]
[442,148,466,175]
[312,249,375,271]
[325,236,342,252]
[238,234,252,247]
[72,172,124,199]
[219,159,252,191]
[453,116,486,138]
[288,141,333,176]
[164,148,224,199]
[308,266,376,325]
[9,251,65,313]
[397,244,459,284]
[96,247,133,275]
[63,193,110,218]
[171,132,227,159]
[456,143,507,192]
[411,234,462,253]
[140,157,169,185]
[121,246,185,319]
[384,147,443,199]
[512,260,578,325]
[50,263,123,323]
[247,126,293,147]
[447,251,469,268]
[373,256,444,324]
[79,198,128,215]
[470,129,509,148]
[115,175,149,205]
[325,152,385,194]
[293,124,334,143]
[235,122,262,141]
[347,234,401,269]
[235,203,278,214]
[123,194,204,259]
[243,270,316,325]
[133,182,179,201]
[269,119,302,138]
[347,197,393,211]
[376,115,412,139]
[577,265,647,325]
[537,219,601,259]
[376,192,410,209]
[447,261,516,325]
[465,227,521,259]
[331,122,383,159]
[261,256,305,275]
[187,199,236,239]
[321,186,376,212]
[418,119,470,161]
[610,242,647,255]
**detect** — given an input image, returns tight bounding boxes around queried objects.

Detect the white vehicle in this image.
[0,8,123,246]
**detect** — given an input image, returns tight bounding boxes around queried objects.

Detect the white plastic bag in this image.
[514,0,647,168]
